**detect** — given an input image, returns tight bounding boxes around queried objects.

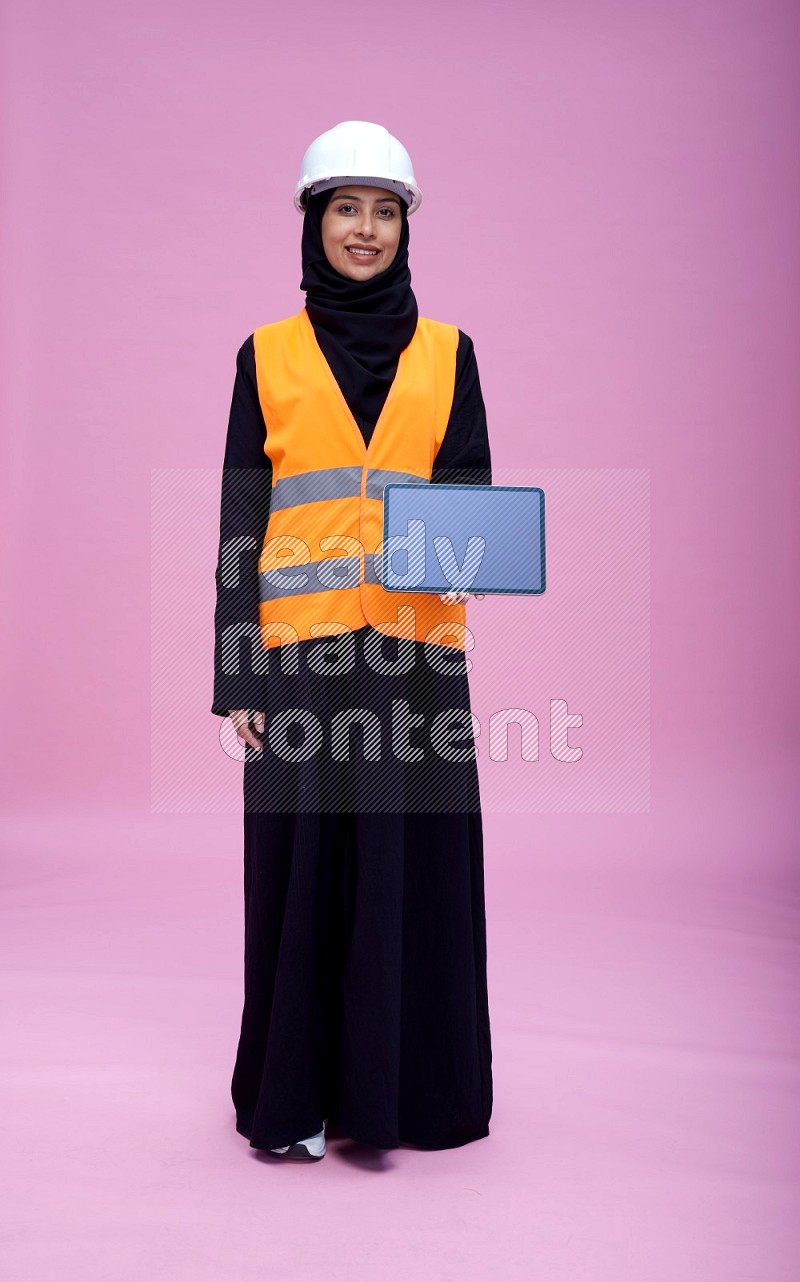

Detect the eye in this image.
[335,203,395,216]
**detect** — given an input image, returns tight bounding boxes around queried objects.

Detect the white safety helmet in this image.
[294,120,422,216]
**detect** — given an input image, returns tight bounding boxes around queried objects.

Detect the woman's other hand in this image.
[228,709,265,751]
[438,591,486,604]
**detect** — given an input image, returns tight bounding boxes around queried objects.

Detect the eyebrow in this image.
[331,192,402,207]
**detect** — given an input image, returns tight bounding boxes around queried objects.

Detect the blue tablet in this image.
[380,483,546,595]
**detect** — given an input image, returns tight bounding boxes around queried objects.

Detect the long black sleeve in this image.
[211,336,272,717]
[431,330,492,486]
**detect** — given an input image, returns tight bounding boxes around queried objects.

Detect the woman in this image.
[211,121,493,1159]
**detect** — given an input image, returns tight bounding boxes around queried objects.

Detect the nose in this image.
[355,211,376,237]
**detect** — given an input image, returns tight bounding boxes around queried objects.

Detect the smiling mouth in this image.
[345,247,380,259]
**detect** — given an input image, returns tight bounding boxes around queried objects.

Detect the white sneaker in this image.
[269,1121,326,1161]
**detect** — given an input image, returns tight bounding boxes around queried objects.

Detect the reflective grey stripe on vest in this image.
[269,466,362,514]
[363,553,382,585]
[269,466,428,513]
[365,468,427,500]
[259,552,387,601]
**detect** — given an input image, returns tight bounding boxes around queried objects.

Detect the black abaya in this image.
[212,323,494,1150]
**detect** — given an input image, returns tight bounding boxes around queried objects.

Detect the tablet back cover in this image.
[381,483,545,595]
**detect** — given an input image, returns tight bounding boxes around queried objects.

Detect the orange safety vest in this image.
[252,307,468,651]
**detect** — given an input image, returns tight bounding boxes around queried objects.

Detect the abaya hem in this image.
[234,1111,491,1153]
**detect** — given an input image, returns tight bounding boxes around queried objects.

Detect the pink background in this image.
[1,0,799,1278]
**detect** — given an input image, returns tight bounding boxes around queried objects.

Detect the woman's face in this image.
[320,185,403,279]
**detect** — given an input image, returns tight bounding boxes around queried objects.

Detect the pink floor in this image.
[2,759,797,1280]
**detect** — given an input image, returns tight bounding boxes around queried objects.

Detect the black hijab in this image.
[299,188,419,442]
